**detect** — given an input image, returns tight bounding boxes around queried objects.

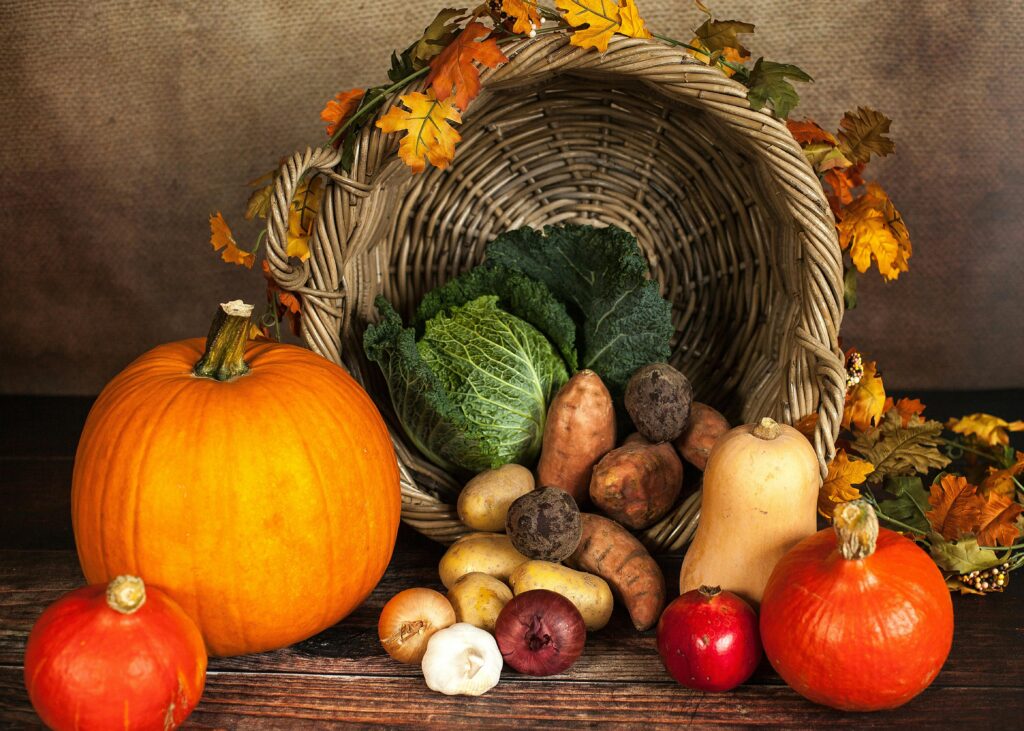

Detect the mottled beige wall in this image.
[1,0,1021,393]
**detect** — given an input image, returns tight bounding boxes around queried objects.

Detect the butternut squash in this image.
[679,417,819,605]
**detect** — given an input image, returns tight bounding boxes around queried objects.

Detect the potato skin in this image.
[537,370,616,504]
[589,436,683,529]
[624,363,693,443]
[567,513,665,631]
[673,402,729,470]
[457,464,535,532]
[447,572,513,632]
[508,560,614,631]
[439,533,530,589]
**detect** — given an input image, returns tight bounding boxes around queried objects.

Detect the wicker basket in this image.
[264,31,846,552]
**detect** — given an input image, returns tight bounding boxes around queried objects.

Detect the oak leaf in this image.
[851,409,951,483]
[744,58,812,120]
[693,18,754,58]
[209,212,255,268]
[976,491,1023,547]
[556,0,651,53]
[819,450,874,518]
[883,397,926,427]
[321,88,365,138]
[926,473,983,541]
[502,0,542,35]
[929,533,1002,573]
[838,106,895,164]
[981,451,1024,499]
[426,22,507,111]
[947,413,1024,447]
[842,358,885,431]
[411,8,466,68]
[837,183,911,281]
[878,475,931,535]
[787,118,837,146]
[376,91,462,173]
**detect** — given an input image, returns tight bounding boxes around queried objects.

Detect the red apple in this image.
[657,585,761,692]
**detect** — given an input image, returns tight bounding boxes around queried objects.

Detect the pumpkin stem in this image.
[751,417,781,440]
[193,300,254,381]
[833,500,879,560]
[106,575,147,614]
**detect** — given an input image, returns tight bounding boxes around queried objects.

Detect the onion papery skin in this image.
[495,590,586,676]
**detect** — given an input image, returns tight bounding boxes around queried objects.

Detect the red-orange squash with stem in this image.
[24,575,207,730]
[72,301,402,656]
[759,500,954,711]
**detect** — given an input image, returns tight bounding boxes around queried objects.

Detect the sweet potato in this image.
[673,402,729,470]
[567,513,665,631]
[537,370,616,504]
[589,435,683,529]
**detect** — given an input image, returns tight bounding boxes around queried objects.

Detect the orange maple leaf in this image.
[320,89,365,138]
[819,449,874,518]
[787,118,837,146]
[793,412,819,440]
[426,22,508,112]
[976,491,1023,547]
[209,212,255,268]
[376,92,462,173]
[883,397,926,427]
[502,0,542,35]
[981,451,1024,499]
[926,474,984,542]
[842,358,885,432]
[824,163,865,217]
[836,183,911,281]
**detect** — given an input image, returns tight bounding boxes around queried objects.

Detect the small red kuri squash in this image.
[72,301,402,656]
[24,575,206,730]
[760,500,954,711]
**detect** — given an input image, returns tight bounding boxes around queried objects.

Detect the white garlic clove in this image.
[421,622,503,696]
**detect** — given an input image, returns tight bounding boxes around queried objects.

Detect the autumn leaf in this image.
[787,118,837,146]
[981,451,1024,499]
[411,8,467,68]
[852,409,951,483]
[245,182,274,221]
[976,491,1023,547]
[277,290,301,315]
[819,450,874,518]
[249,323,273,341]
[793,412,818,440]
[926,473,984,541]
[744,58,812,120]
[556,0,651,53]
[377,91,463,173]
[929,533,1002,573]
[878,475,931,535]
[947,413,1024,447]
[836,183,912,281]
[842,358,885,431]
[426,22,507,111]
[824,163,865,215]
[883,397,926,427]
[321,88,365,138]
[693,18,754,58]
[687,40,745,76]
[838,106,895,165]
[501,0,542,35]
[801,143,853,174]
[285,177,324,261]
[209,212,255,268]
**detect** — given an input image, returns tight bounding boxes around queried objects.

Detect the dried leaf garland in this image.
[851,409,951,483]
[376,91,463,173]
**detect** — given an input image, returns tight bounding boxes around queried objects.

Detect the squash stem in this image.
[106,575,146,614]
[833,500,879,560]
[193,301,254,381]
[751,417,781,440]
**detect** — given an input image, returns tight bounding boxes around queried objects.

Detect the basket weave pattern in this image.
[265,32,846,552]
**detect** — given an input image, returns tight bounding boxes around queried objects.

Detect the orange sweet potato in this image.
[537,370,616,504]
[589,435,683,530]
[567,513,666,631]
[673,402,730,470]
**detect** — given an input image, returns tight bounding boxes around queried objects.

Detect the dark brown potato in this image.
[589,436,683,530]
[567,513,666,631]
[506,487,582,562]
[624,364,693,443]
[673,402,730,470]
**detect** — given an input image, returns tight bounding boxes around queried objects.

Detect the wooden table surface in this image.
[2,393,1022,729]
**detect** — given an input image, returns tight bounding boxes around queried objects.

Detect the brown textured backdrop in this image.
[1,0,1021,394]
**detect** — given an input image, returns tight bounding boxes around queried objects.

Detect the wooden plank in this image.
[2,549,1022,690]
[1,666,1021,729]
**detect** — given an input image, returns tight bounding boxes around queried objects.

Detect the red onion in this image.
[494,590,586,676]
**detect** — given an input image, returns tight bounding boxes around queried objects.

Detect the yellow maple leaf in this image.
[502,0,542,35]
[209,212,255,269]
[555,0,650,53]
[836,183,911,281]
[686,38,745,76]
[842,358,885,432]
[376,91,462,173]
[285,177,324,261]
[819,449,874,518]
[948,413,1024,447]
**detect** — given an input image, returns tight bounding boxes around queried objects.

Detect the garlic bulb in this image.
[420,622,502,695]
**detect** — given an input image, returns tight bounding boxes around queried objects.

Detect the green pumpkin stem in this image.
[106,575,147,614]
[193,300,254,381]
[833,499,879,560]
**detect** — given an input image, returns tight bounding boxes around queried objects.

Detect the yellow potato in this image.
[439,533,530,589]
[447,572,514,632]
[508,560,614,631]
[457,464,535,532]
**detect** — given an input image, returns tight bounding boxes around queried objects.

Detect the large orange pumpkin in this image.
[72,301,402,656]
